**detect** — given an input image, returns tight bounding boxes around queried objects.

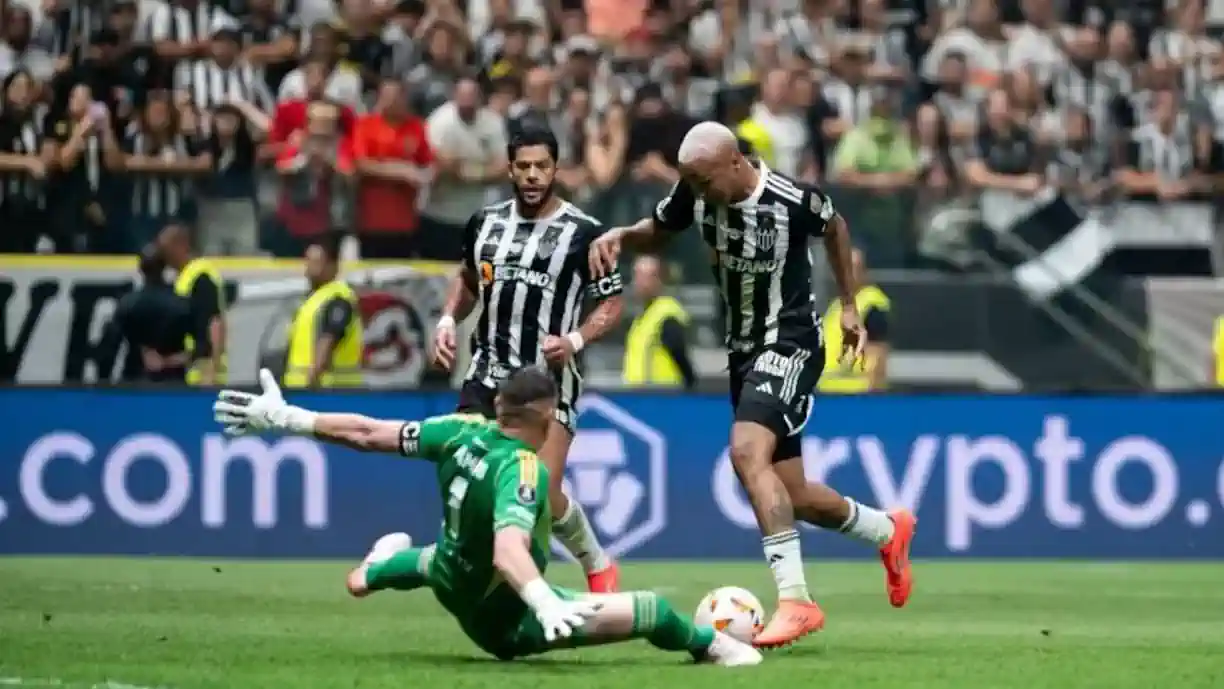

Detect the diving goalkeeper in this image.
[212,367,762,666]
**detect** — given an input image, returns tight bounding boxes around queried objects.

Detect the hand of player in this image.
[431,318,458,371]
[839,303,868,365]
[541,335,575,367]
[588,228,623,278]
[213,369,289,436]
[535,598,603,642]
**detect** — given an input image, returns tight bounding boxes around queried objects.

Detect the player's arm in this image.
[440,210,485,327]
[286,413,466,456]
[802,186,856,304]
[625,179,697,251]
[490,452,562,613]
[572,226,626,348]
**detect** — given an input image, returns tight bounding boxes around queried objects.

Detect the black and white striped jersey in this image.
[653,163,831,354]
[461,199,624,393]
[0,113,48,212]
[175,58,274,111]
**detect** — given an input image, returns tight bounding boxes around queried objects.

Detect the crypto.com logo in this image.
[555,394,667,558]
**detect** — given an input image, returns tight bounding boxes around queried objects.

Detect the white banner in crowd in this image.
[0,256,460,386]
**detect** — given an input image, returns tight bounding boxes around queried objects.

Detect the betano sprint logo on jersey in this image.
[553,394,666,559]
[480,262,553,290]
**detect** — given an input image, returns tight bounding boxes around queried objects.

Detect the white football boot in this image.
[696,631,764,667]
[363,532,413,565]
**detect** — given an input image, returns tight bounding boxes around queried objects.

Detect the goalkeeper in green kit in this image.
[213,367,762,666]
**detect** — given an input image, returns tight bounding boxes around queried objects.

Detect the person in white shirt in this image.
[423,77,508,248]
[277,22,363,110]
[749,68,813,179]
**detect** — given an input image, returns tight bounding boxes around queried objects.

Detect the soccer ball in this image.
[693,586,766,643]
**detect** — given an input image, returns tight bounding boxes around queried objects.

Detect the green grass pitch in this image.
[2,558,1223,689]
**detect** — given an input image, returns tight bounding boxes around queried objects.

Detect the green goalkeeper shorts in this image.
[450,584,584,661]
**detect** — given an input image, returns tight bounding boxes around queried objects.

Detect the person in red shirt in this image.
[272,101,356,255]
[265,58,357,160]
[351,79,435,258]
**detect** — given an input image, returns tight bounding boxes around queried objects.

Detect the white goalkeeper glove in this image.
[521,580,602,642]
[212,368,317,436]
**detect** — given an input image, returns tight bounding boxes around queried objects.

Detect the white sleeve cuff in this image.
[520,578,560,613]
[279,406,319,435]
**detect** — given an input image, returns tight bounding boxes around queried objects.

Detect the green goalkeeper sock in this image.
[631,592,716,654]
[364,545,435,592]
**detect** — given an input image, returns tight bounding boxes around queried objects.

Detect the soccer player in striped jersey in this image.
[430,126,625,593]
[589,121,917,648]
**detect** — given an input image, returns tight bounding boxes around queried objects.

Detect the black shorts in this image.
[456,376,578,434]
[729,340,825,462]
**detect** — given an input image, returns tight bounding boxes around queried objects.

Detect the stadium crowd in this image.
[0,0,1221,270]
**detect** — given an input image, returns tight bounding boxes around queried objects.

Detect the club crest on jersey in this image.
[755,213,777,250]
[536,225,563,258]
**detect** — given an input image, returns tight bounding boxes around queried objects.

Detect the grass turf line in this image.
[1,558,1222,689]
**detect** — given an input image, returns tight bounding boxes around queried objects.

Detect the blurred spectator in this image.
[143,0,238,86]
[352,78,433,258]
[267,58,357,156]
[921,0,1005,95]
[274,100,353,255]
[823,45,876,132]
[555,85,592,196]
[0,69,52,253]
[197,102,262,254]
[337,0,393,96]
[508,65,555,137]
[35,0,107,63]
[624,83,687,189]
[113,92,212,252]
[927,51,978,141]
[176,27,274,113]
[1047,106,1110,207]
[406,21,466,116]
[830,88,917,191]
[1,6,55,83]
[56,27,150,126]
[746,68,814,179]
[964,89,1043,195]
[279,23,362,110]
[1007,0,1068,84]
[1118,88,1204,203]
[382,0,426,80]
[48,81,122,254]
[477,15,536,89]
[423,77,505,259]
[236,0,301,93]
[1008,67,1058,143]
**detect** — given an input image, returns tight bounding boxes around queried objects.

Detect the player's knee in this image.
[729,434,770,479]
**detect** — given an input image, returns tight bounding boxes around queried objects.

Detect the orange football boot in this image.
[752,599,825,649]
[880,509,916,608]
[586,561,621,593]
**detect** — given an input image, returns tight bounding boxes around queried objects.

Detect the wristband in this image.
[565,331,585,353]
[437,315,456,330]
[521,578,560,612]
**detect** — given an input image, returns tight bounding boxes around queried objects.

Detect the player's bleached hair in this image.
[677,121,738,165]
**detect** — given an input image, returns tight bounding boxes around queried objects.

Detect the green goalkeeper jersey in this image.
[398,413,552,620]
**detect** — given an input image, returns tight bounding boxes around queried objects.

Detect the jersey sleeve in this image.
[798,183,838,238]
[462,209,486,271]
[492,449,547,533]
[398,414,484,460]
[581,224,625,301]
[652,180,697,232]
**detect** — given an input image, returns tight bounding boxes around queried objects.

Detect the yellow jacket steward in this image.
[819,285,890,394]
[173,258,227,385]
[623,296,690,386]
[284,280,364,388]
[1214,316,1224,386]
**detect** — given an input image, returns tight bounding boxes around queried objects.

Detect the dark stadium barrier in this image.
[1,389,1222,559]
